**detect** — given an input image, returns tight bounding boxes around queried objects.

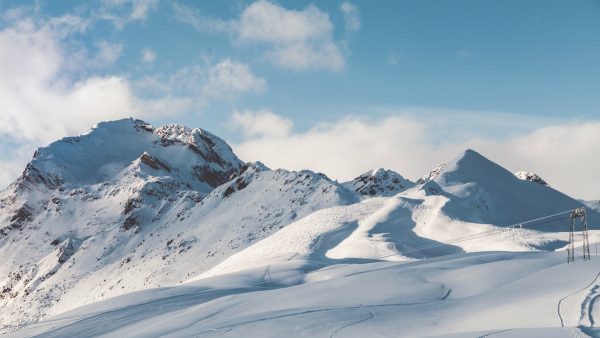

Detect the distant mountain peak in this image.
[433,149,514,187]
[343,168,414,197]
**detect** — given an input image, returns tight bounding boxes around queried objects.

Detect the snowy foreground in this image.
[6,250,600,338]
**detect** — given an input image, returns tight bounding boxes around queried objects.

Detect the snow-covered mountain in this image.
[1,119,598,336]
[0,119,358,331]
[202,149,596,278]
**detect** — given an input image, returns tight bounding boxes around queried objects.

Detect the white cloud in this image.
[232,112,600,200]
[130,0,158,20]
[174,1,348,71]
[231,110,293,138]
[171,2,231,33]
[201,58,267,99]
[98,0,159,28]
[141,47,156,63]
[340,2,360,33]
[236,0,344,71]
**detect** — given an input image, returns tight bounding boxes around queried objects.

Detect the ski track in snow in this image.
[557,270,600,329]
[581,286,600,327]
[198,288,452,336]
[329,308,375,338]
[28,287,270,338]
[477,329,514,338]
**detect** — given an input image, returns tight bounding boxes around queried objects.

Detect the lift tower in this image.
[568,207,590,263]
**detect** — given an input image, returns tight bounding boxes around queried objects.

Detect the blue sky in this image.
[1,0,599,198]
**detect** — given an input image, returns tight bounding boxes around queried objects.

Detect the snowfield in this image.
[1,119,599,337]
[6,251,600,337]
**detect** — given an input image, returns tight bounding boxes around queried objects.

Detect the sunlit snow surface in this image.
[7,251,600,337]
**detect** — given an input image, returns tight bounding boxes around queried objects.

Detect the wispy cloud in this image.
[340,2,360,34]
[97,0,159,29]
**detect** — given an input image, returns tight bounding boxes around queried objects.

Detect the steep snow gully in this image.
[2,118,600,337]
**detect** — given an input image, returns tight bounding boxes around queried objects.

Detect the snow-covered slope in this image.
[8,251,600,338]
[342,168,414,197]
[0,119,357,332]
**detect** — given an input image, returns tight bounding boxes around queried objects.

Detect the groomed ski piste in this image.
[2,120,600,337]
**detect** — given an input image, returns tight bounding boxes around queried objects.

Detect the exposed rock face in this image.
[514,171,548,186]
[343,168,415,197]
[140,152,171,172]
[417,163,446,184]
[57,238,80,263]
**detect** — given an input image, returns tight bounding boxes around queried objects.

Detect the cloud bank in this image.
[231,110,600,200]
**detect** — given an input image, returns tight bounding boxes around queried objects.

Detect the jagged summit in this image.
[514,171,548,186]
[16,118,243,192]
[416,163,446,184]
[343,168,414,197]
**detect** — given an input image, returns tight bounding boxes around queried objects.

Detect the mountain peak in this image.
[456,148,488,163]
[343,168,414,197]
[15,119,243,191]
[433,149,513,187]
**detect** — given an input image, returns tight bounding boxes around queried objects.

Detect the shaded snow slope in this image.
[8,251,600,338]
[342,168,414,198]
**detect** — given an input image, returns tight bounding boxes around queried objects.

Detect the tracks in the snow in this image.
[557,271,600,329]
[329,308,375,338]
